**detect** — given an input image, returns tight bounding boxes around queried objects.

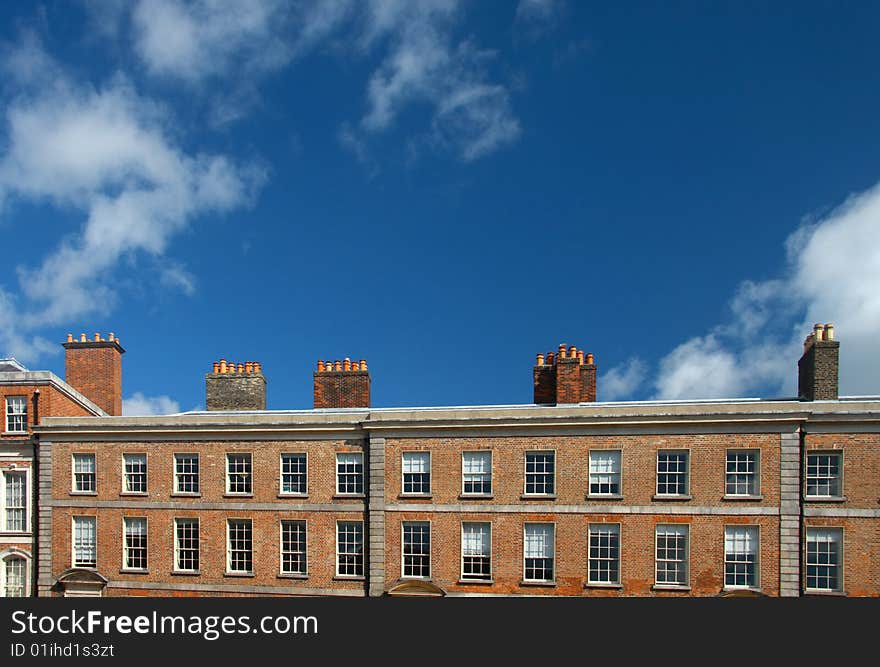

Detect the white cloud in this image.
[650,181,880,400]
[354,2,520,162]
[599,357,646,401]
[123,0,519,160]
[123,392,181,416]
[0,37,262,358]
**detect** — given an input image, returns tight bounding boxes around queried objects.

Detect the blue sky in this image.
[1,1,879,414]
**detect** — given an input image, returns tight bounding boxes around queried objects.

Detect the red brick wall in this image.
[313,371,370,408]
[64,343,123,415]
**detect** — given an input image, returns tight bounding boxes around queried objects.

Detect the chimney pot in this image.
[335,360,342,371]
[813,323,824,342]
[94,333,101,342]
[586,353,594,365]
[536,353,544,366]
[237,363,244,373]
[254,362,262,373]
[80,333,87,342]
[66,333,73,343]
[317,360,325,372]
[824,323,834,341]
[360,359,368,371]
[577,350,584,364]
[219,359,227,373]
[108,332,115,341]
[343,358,351,371]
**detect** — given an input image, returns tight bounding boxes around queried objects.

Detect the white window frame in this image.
[401,520,431,579]
[0,551,30,597]
[335,452,364,496]
[225,453,253,495]
[279,453,308,496]
[655,450,690,497]
[588,450,622,497]
[654,523,689,588]
[1,469,29,533]
[723,524,760,590]
[226,518,254,574]
[4,396,27,433]
[401,452,431,496]
[71,453,96,494]
[522,522,556,583]
[72,516,97,568]
[173,453,200,495]
[523,450,556,497]
[173,518,200,573]
[805,451,844,500]
[122,453,147,494]
[122,516,148,572]
[335,520,364,578]
[725,449,761,498]
[460,522,492,582]
[461,451,492,497]
[279,520,307,576]
[805,527,844,593]
[588,523,621,586]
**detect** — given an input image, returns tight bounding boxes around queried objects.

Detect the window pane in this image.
[336,522,364,576]
[524,524,554,582]
[73,517,96,567]
[726,451,758,496]
[402,522,430,578]
[462,452,492,495]
[524,452,555,495]
[73,454,96,492]
[175,454,199,494]
[281,454,307,494]
[123,454,147,493]
[589,451,621,495]
[589,524,620,584]
[724,526,758,588]
[227,519,253,572]
[806,528,842,591]
[281,521,307,575]
[226,454,252,494]
[655,524,688,586]
[175,519,199,571]
[656,452,688,495]
[402,453,430,495]
[124,517,148,570]
[4,558,25,597]
[336,453,363,495]
[4,472,26,532]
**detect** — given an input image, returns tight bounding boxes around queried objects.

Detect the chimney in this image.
[533,343,597,405]
[206,360,267,411]
[63,332,125,415]
[798,323,839,401]
[314,357,370,408]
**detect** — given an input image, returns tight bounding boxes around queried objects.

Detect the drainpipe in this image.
[31,390,40,598]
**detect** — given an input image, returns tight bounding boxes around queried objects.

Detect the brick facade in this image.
[63,334,124,416]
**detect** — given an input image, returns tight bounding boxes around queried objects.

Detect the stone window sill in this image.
[651,584,691,592]
[120,569,149,575]
[119,492,148,497]
[520,580,556,587]
[804,496,847,503]
[520,494,557,500]
[458,494,494,500]
[398,494,433,500]
[171,493,202,498]
[171,570,200,576]
[584,582,623,589]
[223,493,254,498]
[652,494,693,502]
[278,493,308,500]
[333,575,365,581]
[587,494,624,500]
[458,579,494,585]
[277,573,309,580]
[224,572,255,578]
[333,494,366,500]
[804,589,847,597]
[723,495,763,501]
[70,491,97,496]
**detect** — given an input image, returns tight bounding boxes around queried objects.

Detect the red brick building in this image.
[1,336,111,597]
[34,324,880,597]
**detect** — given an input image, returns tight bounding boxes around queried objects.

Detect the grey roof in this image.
[0,358,27,372]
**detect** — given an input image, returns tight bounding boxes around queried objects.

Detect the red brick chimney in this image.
[798,323,840,401]
[533,343,596,405]
[63,332,124,415]
[314,358,370,408]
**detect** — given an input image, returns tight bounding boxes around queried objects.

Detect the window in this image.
[655,524,689,587]
[589,451,621,496]
[280,521,307,575]
[806,527,843,593]
[123,517,147,571]
[3,556,26,597]
[3,471,26,532]
[402,521,430,578]
[462,451,492,496]
[724,526,758,589]
[656,451,689,497]
[336,521,364,577]
[72,454,96,493]
[726,450,759,497]
[5,397,26,433]
[226,454,252,495]
[73,516,96,568]
[402,452,430,495]
[174,454,199,494]
[226,519,253,573]
[806,453,842,498]
[174,519,199,572]
[461,522,491,581]
[524,452,555,496]
[122,454,147,494]
[336,453,363,495]
[588,524,620,585]
[280,454,307,495]
[523,523,555,583]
